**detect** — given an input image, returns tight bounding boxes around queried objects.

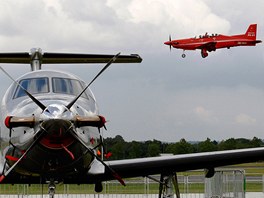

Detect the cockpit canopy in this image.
[13,76,89,99]
[14,78,49,98]
[13,77,87,99]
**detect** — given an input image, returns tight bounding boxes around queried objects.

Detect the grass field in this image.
[0,181,262,194]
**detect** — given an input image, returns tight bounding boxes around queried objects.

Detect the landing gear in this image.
[201,48,208,58]
[95,182,103,192]
[158,173,180,198]
[48,179,56,198]
[181,50,186,58]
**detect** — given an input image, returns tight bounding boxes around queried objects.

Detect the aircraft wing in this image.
[0,52,142,64]
[2,147,264,184]
[97,147,264,181]
[197,41,217,51]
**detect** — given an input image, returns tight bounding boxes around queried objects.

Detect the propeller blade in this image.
[69,130,126,186]
[0,129,47,182]
[164,35,172,51]
[66,52,121,110]
[169,35,172,51]
[5,116,35,128]
[73,115,106,128]
[0,67,47,111]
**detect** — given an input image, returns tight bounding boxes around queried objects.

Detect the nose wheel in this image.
[48,179,56,198]
[181,50,186,58]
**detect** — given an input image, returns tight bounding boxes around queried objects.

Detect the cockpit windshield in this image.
[14,78,49,98]
[52,77,84,96]
[13,77,88,99]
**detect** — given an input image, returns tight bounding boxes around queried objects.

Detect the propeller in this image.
[69,129,125,186]
[164,35,172,51]
[66,52,121,110]
[169,35,172,51]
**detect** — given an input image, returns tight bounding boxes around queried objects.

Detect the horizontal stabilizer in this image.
[43,53,142,64]
[0,52,142,64]
[0,53,30,64]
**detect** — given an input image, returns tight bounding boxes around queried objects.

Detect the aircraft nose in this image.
[164,41,171,45]
[40,119,74,149]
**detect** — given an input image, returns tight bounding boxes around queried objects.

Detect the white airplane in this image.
[0,48,264,198]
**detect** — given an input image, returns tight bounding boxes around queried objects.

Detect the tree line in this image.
[102,135,264,160]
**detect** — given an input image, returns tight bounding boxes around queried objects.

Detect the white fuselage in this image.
[0,70,100,177]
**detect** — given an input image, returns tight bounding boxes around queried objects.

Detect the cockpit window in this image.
[13,78,49,99]
[52,77,87,98]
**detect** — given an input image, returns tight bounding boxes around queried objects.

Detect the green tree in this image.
[218,138,237,150]
[197,138,218,152]
[165,139,195,154]
[127,141,143,158]
[104,135,127,160]
[250,137,263,147]
[147,142,160,157]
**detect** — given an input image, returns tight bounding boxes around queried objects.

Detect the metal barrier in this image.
[0,170,263,198]
[205,170,245,198]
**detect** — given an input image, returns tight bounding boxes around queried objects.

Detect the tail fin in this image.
[245,24,257,40]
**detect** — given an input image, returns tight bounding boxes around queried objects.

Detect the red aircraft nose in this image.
[164,41,171,45]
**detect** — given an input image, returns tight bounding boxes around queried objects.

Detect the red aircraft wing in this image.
[197,41,217,52]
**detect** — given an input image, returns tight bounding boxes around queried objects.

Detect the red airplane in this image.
[164,24,262,58]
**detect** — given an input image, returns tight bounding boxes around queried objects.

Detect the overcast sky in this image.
[0,0,263,142]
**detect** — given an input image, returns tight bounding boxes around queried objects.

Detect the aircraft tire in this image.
[201,49,208,58]
[95,182,103,192]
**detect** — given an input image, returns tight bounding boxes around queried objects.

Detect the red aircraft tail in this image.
[245,24,257,40]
